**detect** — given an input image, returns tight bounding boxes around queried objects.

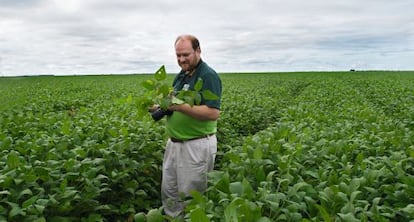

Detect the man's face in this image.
[175,39,200,72]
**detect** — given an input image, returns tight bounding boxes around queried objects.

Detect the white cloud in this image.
[0,0,413,76]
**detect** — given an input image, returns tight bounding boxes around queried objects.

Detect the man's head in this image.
[175,35,201,73]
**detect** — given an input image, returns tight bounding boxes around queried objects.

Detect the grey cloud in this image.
[0,0,43,8]
[1,0,414,76]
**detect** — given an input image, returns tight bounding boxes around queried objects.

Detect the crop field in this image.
[1,71,414,221]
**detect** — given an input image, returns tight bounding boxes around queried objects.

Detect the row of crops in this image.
[1,71,414,221]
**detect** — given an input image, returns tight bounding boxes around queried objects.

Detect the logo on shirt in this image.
[182,84,190,91]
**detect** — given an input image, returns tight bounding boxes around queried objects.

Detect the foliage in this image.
[184,72,414,221]
[0,75,164,221]
[1,71,414,221]
[139,65,218,112]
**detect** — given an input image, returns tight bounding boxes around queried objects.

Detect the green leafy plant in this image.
[2,71,414,221]
[140,65,218,112]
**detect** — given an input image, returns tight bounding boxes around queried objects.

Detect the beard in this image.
[180,63,192,71]
[179,60,197,72]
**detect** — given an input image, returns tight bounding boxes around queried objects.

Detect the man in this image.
[161,35,222,217]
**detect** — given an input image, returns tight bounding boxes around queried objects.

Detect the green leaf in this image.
[18,188,33,200]
[171,97,184,105]
[183,95,195,106]
[134,212,146,222]
[401,204,414,216]
[315,204,332,222]
[194,93,202,105]
[154,65,167,81]
[201,90,219,100]
[194,78,203,91]
[409,149,414,158]
[0,190,11,196]
[61,120,71,135]
[1,137,13,149]
[146,208,163,222]
[85,214,103,222]
[190,208,210,222]
[356,152,364,163]
[266,171,276,182]
[253,147,263,159]
[22,196,38,208]
[126,94,133,103]
[224,198,241,222]
[9,205,25,219]
[256,217,272,222]
[213,172,230,194]
[242,178,254,199]
[350,190,361,202]
[60,178,68,191]
[190,190,206,207]
[157,84,171,97]
[338,212,359,222]
[159,97,172,110]
[230,182,243,196]
[224,198,260,222]
[142,79,155,90]
[256,166,266,183]
[7,151,20,169]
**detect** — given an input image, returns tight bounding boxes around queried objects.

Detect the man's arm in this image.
[168,104,220,121]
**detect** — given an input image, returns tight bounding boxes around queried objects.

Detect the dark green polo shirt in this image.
[166,60,222,140]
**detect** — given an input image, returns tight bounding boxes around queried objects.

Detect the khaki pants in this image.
[161,135,217,218]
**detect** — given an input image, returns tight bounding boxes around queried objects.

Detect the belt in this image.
[170,133,215,143]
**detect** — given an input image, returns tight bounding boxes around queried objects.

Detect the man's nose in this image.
[178,56,185,62]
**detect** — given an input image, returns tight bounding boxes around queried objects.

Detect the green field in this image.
[1,71,414,221]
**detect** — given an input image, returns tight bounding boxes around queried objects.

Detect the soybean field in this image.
[1,71,414,221]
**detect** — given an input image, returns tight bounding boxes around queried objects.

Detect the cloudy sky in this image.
[1,0,413,76]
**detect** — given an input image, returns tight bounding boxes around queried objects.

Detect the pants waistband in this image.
[170,133,215,143]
